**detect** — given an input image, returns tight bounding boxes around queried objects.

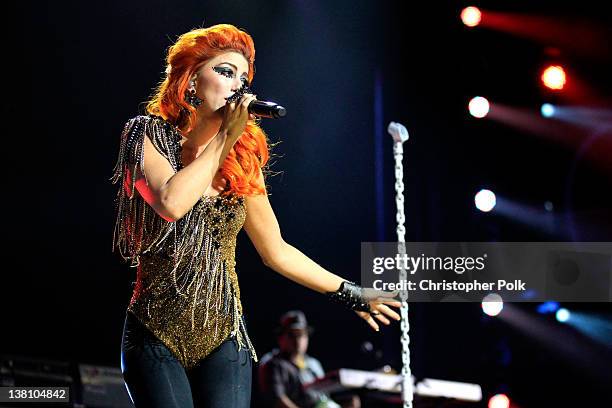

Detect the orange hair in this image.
[146,24,270,196]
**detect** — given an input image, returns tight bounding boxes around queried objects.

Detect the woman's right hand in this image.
[220,93,257,145]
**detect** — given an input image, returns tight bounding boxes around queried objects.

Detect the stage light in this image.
[482,293,504,317]
[475,189,496,212]
[461,6,482,27]
[564,311,612,348]
[488,394,510,408]
[469,96,490,118]
[556,308,571,322]
[541,103,556,117]
[541,65,566,90]
[537,301,560,314]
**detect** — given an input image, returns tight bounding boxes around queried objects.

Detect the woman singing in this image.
[111,24,401,408]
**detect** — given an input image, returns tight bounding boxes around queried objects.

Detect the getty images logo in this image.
[372,253,488,275]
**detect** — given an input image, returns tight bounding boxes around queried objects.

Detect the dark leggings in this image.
[120,312,252,408]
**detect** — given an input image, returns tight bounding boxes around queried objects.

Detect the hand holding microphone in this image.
[221,93,257,143]
[225,84,286,119]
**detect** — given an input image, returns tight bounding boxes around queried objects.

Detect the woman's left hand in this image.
[355,299,402,331]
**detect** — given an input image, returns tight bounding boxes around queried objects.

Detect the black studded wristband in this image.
[326,281,371,313]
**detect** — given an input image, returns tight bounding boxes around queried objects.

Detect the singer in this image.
[111,24,401,408]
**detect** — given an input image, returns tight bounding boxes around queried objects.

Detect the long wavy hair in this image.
[146,24,270,196]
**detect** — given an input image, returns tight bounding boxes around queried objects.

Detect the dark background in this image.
[4,1,612,407]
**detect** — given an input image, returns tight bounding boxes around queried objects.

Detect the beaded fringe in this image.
[110,115,182,267]
[231,292,258,362]
[111,115,256,361]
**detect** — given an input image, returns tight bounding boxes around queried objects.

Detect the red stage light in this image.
[488,394,510,408]
[541,65,567,90]
[461,7,482,27]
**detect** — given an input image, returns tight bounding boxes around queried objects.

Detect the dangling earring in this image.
[185,81,203,108]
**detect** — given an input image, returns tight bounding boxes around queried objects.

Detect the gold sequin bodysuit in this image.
[111,115,257,369]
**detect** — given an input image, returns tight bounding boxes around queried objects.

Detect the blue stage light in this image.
[537,301,560,314]
[556,308,571,322]
[541,103,556,117]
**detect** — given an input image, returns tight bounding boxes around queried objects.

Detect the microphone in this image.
[248,100,287,119]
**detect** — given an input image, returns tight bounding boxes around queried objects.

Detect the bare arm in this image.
[244,170,401,331]
[243,186,344,293]
[133,129,229,221]
[132,93,257,222]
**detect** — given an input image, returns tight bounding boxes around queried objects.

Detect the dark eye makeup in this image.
[212,66,249,87]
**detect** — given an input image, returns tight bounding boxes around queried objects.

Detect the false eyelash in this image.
[213,67,249,87]
[212,66,232,78]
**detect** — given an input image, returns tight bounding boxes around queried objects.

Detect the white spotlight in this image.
[488,394,510,408]
[461,7,482,28]
[475,189,496,212]
[482,293,504,317]
[469,96,490,118]
[541,103,556,118]
[556,308,571,322]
